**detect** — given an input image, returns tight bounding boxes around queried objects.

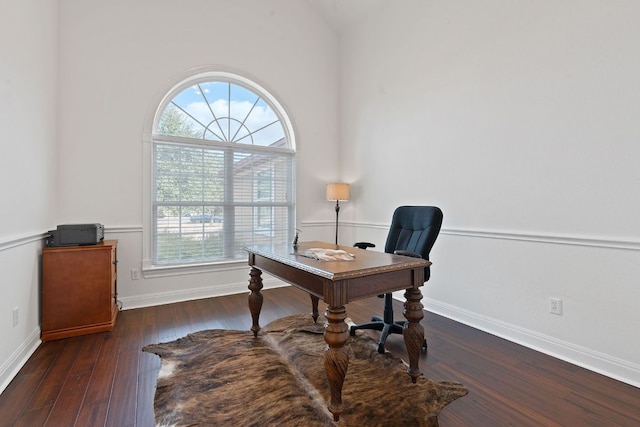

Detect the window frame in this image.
[141,69,296,277]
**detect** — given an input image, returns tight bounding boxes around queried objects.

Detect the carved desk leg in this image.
[403,287,425,383]
[324,305,349,421]
[310,295,320,323]
[248,267,264,337]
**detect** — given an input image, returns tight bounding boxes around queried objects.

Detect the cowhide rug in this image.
[142,314,467,426]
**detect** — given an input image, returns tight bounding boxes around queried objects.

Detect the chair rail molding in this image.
[304,220,640,252]
[441,227,640,251]
[104,225,143,234]
[0,226,142,252]
[9,224,636,252]
[0,232,48,252]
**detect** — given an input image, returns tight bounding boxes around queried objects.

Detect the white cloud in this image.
[184,100,284,145]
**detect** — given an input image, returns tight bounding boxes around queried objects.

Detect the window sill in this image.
[142,259,248,279]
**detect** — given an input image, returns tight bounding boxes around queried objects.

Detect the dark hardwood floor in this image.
[0,286,638,426]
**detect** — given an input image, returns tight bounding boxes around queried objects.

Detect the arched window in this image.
[151,73,295,266]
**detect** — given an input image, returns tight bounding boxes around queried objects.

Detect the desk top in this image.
[245,240,430,281]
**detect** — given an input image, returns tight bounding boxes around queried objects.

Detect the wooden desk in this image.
[245,240,431,421]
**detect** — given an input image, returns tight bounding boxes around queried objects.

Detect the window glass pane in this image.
[232,206,289,253]
[257,170,272,201]
[157,104,204,139]
[158,82,286,145]
[153,76,294,266]
[246,122,285,147]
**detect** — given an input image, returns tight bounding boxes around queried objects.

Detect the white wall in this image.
[0,0,341,393]
[0,0,58,392]
[3,0,638,395]
[56,0,341,307]
[339,0,640,386]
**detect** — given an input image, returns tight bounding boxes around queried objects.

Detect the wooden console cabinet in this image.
[42,240,118,341]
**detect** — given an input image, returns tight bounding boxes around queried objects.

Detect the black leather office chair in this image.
[349,206,443,354]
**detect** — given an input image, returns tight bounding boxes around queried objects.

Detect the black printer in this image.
[46,224,104,247]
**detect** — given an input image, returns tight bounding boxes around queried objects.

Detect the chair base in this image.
[350,316,428,354]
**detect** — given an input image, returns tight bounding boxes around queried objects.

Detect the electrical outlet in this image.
[131,269,141,280]
[549,298,563,315]
[12,307,19,327]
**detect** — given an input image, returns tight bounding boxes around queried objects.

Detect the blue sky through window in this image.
[163,82,284,146]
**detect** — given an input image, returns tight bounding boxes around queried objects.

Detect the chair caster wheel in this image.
[377,343,385,354]
[349,326,356,337]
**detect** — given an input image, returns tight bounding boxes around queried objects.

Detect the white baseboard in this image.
[422,298,640,389]
[0,281,288,395]
[119,278,288,310]
[0,327,41,395]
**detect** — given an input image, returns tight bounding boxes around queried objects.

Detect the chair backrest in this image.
[384,206,443,282]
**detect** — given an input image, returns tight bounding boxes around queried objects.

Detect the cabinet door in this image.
[43,247,112,331]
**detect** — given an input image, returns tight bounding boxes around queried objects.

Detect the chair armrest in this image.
[353,242,376,250]
[394,249,422,258]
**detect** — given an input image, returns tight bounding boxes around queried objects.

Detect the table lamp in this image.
[326,182,350,245]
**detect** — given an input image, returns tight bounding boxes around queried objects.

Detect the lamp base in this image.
[334,201,340,245]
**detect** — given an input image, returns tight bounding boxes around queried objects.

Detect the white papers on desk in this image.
[303,248,356,261]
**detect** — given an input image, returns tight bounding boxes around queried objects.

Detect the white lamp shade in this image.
[326,183,350,201]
